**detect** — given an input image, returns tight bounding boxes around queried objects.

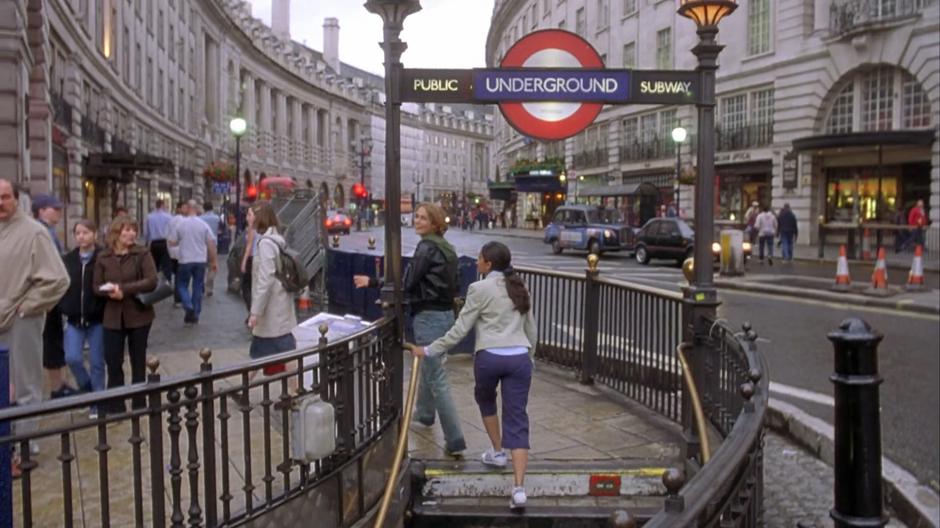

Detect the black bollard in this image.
[828,318,888,527]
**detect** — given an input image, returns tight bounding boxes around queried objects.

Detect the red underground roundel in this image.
[499,29,605,141]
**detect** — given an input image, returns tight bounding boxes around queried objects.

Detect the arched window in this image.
[823,66,931,134]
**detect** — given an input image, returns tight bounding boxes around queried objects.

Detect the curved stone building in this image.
[1,0,494,247]
[486,0,939,251]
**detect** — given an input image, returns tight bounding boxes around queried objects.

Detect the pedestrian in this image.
[239,222,258,315]
[199,202,222,297]
[894,208,909,253]
[404,241,537,510]
[744,201,760,244]
[169,200,218,325]
[354,202,467,457]
[230,201,298,407]
[755,205,778,265]
[94,215,158,414]
[60,220,107,418]
[0,180,70,475]
[33,193,79,399]
[908,199,928,249]
[145,199,173,280]
[168,201,189,305]
[777,203,798,262]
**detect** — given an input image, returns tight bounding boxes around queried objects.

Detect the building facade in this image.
[0,0,494,249]
[486,0,939,250]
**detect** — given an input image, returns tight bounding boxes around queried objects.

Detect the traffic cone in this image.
[870,247,888,290]
[297,287,313,313]
[861,228,872,261]
[832,245,852,292]
[906,245,926,292]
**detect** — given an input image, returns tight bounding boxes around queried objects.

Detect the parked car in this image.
[634,218,752,265]
[325,211,353,235]
[543,205,638,256]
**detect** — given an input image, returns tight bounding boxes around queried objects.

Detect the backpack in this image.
[261,236,309,293]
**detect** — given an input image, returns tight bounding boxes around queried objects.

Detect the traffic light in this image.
[352,182,367,199]
[245,184,258,201]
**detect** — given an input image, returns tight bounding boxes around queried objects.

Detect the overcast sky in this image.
[249,0,496,76]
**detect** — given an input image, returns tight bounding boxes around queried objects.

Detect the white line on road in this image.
[720,289,940,321]
[769,382,835,407]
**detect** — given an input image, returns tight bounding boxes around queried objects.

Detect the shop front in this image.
[512,171,567,229]
[715,161,773,223]
[579,181,660,228]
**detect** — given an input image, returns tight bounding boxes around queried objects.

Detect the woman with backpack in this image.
[354,202,467,457]
[60,220,106,418]
[93,215,158,414]
[405,241,537,510]
[231,201,297,408]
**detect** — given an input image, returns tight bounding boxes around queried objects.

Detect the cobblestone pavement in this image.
[763,432,907,527]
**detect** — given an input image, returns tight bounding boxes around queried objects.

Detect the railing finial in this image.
[199,348,212,365]
[318,324,329,338]
[586,253,599,273]
[147,356,161,374]
[608,509,637,528]
[662,468,685,512]
[367,236,376,250]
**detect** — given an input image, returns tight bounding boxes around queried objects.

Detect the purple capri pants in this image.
[473,351,533,450]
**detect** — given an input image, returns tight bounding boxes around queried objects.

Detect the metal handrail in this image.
[676,343,711,464]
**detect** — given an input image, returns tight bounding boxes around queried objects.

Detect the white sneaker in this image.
[481,448,507,468]
[510,486,526,509]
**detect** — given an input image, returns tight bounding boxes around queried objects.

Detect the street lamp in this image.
[671,125,687,214]
[677,0,735,292]
[229,117,247,233]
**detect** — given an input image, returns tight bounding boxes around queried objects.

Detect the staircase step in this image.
[411,495,663,527]
[418,459,669,498]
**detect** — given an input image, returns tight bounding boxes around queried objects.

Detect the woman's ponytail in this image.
[481,242,530,314]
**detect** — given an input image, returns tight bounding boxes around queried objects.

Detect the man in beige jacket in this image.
[0,179,70,472]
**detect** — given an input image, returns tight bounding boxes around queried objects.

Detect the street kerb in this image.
[766,399,940,528]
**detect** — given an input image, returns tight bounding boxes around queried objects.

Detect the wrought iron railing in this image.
[80,117,106,149]
[572,147,608,169]
[0,318,399,527]
[830,0,931,35]
[715,123,774,152]
[620,137,677,162]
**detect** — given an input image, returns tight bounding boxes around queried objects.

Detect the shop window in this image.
[825,167,900,222]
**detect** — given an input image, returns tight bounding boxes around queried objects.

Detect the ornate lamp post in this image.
[229,117,247,233]
[671,125,687,213]
[677,0,735,291]
[365,0,421,319]
[676,0,736,465]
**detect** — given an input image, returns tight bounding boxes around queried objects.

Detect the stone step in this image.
[410,495,663,528]
[415,459,670,498]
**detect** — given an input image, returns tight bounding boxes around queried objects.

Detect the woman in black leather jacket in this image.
[354,203,466,456]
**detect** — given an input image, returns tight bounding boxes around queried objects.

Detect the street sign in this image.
[398,30,702,140]
[212,182,231,195]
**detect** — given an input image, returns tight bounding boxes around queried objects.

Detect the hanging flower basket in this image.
[203,161,235,182]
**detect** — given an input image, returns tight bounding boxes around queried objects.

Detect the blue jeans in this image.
[64,323,105,393]
[759,235,775,260]
[177,262,206,318]
[413,309,466,453]
[780,233,795,261]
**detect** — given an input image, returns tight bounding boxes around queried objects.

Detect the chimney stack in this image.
[323,17,340,74]
[272,0,290,40]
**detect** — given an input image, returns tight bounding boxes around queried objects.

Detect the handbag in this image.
[135,275,174,306]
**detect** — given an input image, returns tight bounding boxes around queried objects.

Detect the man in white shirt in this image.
[169,200,218,325]
[198,202,221,296]
[167,201,188,305]
[754,206,778,265]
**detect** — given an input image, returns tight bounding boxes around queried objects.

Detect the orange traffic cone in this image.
[861,228,872,261]
[906,245,926,292]
[832,245,852,292]
[297,287,313,312]
[870,247,888,290]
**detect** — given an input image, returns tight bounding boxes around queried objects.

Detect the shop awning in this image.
[487,180,514,201]
[579,182,659,197]
[792,130,936,152]
[84,152,174,183]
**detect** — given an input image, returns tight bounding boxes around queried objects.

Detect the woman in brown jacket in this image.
[93,215,157,413]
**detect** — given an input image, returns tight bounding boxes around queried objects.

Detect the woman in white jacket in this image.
[231,201,297,408]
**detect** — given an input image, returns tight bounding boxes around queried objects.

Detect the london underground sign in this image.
[399,29,700,140]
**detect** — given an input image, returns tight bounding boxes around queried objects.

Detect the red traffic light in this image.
[245,184,258,201]
[352,182,367,199]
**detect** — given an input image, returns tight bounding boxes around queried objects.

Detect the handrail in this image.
[595,274,685,301]
[0,317,390,425]
[676,343,711,464]
[374,353,422,528]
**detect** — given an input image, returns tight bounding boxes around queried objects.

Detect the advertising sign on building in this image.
[782,151,799,189]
